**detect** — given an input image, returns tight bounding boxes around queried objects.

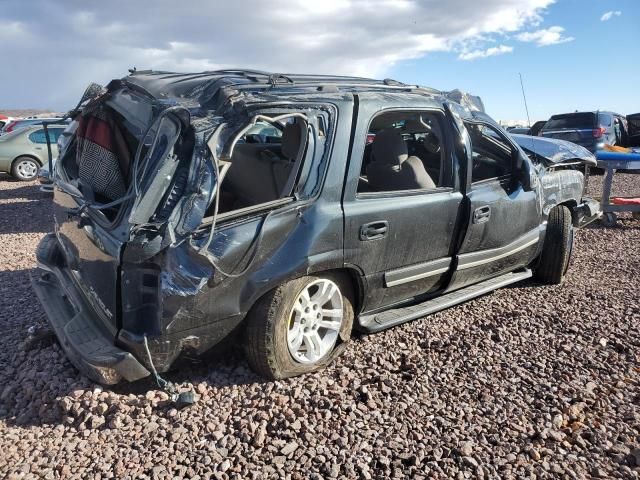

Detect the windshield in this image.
[544,113,595,130]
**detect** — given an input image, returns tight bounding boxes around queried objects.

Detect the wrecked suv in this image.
[32,70,599,385]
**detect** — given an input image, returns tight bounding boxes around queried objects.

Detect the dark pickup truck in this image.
[32,70,599,384]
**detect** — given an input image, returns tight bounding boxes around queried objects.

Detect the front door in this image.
[447,118,541,291]
[342,101,464,312]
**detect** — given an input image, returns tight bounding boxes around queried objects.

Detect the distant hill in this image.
[0,109,64,118]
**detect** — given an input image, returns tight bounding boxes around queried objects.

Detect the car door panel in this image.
[447,117,542,291]
[342,95,464,313]
[345,191,463,311]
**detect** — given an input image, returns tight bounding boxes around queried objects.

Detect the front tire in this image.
[533,205,574,284]
[11,156,40,181]
[244,273,354,379]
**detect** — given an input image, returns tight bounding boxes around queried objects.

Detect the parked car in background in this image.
[507,121,547,137]
[529,120,547,137]
[33,69,599,385]
[0,124,66,180]
[37,121,77,191]
[627,113,640,147]
[1,117,68,135]
[0,114,11,131]
[539,111,623,152]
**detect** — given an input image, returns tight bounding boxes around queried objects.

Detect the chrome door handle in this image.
[360,221,388,240]
[473,206,491,224]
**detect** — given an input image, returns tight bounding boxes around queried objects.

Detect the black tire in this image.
[244,272,354,379]
[11,156,40,181]
[533,205,574,285]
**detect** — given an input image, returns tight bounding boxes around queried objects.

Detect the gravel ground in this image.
[0,172,639,480]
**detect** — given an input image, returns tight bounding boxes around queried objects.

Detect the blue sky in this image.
[0,0,638,123]
[390,0,639,122]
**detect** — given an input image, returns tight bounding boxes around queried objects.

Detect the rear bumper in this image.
[31,233,150,385]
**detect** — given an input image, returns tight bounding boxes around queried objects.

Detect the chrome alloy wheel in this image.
[287,279,344,364]
[16,159,38,179]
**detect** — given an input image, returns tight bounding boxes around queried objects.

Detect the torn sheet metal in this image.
[540,169,585,214]
[512,134,597,167]
[444,89,485,113]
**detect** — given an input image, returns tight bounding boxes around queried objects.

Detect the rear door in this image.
[447,117,541,291]
[541,112,597,150]
[343,96,464,312]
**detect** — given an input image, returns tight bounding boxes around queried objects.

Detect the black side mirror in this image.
[514,150,534,191]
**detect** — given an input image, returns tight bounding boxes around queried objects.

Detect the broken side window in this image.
[203,108,330,221]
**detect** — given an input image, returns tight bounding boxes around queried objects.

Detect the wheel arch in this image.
[243,266,365,325]
[12,154,44,168]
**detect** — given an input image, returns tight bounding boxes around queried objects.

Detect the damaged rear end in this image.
[32,80,218,384]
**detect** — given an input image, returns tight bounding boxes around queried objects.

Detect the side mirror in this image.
[515,151,535,191]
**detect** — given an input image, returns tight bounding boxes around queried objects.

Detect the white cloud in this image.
[516,26,574,46]
[0,20,29,41]
[600,10,622,22]
[458,45,514,61]
[0,0,558,109]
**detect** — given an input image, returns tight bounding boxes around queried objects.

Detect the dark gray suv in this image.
[32,70,599,384]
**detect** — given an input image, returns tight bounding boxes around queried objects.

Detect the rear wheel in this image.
[11,156,40,181]
[244,273,354,379]
[533,205,574,284]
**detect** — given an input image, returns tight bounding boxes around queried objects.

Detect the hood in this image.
[511,134,597,167]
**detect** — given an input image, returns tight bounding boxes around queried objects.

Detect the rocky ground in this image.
[0,173,638,480]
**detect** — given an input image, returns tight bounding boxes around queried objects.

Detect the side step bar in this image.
[358,269,532,333]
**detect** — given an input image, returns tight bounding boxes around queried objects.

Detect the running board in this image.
[358,269,532,333]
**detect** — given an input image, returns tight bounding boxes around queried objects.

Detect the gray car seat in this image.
[225,119,307,207]
[366,129,436,191]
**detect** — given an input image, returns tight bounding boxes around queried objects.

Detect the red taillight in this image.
[4,122,15,132]
[592,127,606,138]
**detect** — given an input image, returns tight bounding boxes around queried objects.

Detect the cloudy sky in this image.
[0,0,637,121]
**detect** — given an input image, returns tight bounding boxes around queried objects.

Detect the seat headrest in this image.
[402,118,431,133]
[371,129,408,166]
[281,120,307,160]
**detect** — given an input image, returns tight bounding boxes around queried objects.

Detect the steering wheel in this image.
[421,132,441,154]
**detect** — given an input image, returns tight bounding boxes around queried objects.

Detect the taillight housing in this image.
[4,122,16,132]
[592,127,606,138]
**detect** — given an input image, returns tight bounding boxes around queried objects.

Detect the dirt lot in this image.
[0,174,638,479]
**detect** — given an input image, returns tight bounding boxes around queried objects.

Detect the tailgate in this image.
[53,190,125,331]
[51,83,218,333]
[541,112,596,149]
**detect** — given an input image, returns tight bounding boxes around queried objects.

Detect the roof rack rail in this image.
[226,81,419,94]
